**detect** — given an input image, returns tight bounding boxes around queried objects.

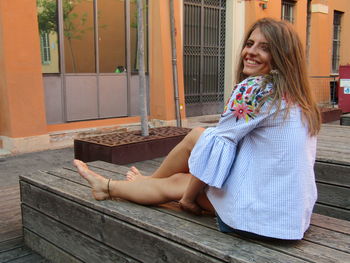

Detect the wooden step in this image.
[20,161,350,263]
[0,237,48,263]
[314,161,350,220]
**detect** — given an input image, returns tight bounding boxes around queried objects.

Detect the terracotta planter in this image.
[74,127,191,165]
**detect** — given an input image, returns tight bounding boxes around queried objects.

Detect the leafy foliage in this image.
[37,0,92,40]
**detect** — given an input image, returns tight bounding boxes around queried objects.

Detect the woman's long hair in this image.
[236,18,321,136]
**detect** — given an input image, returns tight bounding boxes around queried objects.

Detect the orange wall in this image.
[245,0,307,46]
[245,0,281,29]
[0,0,47,138]
[309,0,332,76]
[308,0,350,75]
[329,0,350,68]
[307,0,350,103]
[148,0,186,121]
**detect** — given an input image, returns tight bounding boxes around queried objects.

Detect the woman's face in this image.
[241,28,272,76]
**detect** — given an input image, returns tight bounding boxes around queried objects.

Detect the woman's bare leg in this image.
[179,175,207,215]
[74,159,214,213]
[127,127,205,181]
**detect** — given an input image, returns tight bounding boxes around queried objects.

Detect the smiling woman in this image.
[74,18,321,241]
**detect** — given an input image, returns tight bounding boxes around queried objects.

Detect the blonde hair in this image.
[236,18,321,136]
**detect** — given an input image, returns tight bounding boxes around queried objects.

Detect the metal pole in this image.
[126,0,131,116]
[94,0,100,117]
[57,0,67,122]
[137,0,149,136]
[169,0,182,127]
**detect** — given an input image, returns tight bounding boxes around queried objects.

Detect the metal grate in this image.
[332,11,342,73]
[309,76,338,107]
[184,0,226,115]
[281,0,295,24]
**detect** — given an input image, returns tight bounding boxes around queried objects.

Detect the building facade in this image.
[0,0,349,154]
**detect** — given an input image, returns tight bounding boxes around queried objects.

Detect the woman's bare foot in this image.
[179,198,203,216]
[126,166,148,181]
[73,159,110,200]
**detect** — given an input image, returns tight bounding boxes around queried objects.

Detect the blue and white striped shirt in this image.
[189,76,317,240]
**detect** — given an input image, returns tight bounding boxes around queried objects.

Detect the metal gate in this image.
[183,0,226,116]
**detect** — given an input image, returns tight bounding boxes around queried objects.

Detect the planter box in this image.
[74,126,191,165]
[320,108,342,123]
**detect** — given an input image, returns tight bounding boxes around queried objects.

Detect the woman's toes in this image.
[131,166,141,175]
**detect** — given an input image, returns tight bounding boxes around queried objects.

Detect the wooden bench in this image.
[314,161,350,220]
[315,124,350,221]
[20,160,350,263]
[340,114,350,126]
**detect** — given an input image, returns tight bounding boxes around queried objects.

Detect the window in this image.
[40,33,51,64]
[37,0,148,74]
[332,11,343,74]
[281,0,296,24]
[37,0,59,73]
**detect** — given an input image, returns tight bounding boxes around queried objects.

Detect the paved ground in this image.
[0,147,74,188]
[0,115,221,189]
[0,116,344,189]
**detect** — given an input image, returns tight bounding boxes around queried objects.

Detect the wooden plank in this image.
[316,182,350,209]
[47,163,350,252]
[321,124,350,130]
[48,166,126,185]
[88,161,146,176]
[0,229,23,244]
[22,204,220,263]
[317,146,350,155]
[4,252,48,263]
[0,246,33,262]
[311,213,350,235]
[317,137,350,144]
[313,203,350,221]
[24,229,84,263]
[303,225,350,253]
[123,161,158,174]
[22,205,139,263]
[315,162,350,187]
[316,155,350,166]
[317,142,350,151]
[151,157,165,164]
[0,237,23,253]
[20,175,309,263]
[320,126,350,133]
[155,203,350,262]
[0,185,20,194]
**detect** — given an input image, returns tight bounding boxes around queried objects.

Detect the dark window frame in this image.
[281,0,296,24]
[331,11,343,74]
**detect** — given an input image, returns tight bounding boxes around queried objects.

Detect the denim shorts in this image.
[216,215,278,241]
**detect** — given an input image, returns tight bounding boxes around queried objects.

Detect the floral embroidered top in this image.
[188,76,317,240]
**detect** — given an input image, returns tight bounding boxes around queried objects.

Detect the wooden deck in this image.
[0,123,349,262]
[19,160,350,262]
[316,124,350,165]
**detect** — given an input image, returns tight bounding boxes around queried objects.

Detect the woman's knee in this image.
[168,173,190,185]
[184,127,205,149]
